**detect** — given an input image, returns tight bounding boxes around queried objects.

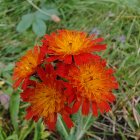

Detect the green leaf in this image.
[32,19,46,37]
[0,127,6,140]
[35,11,50,21]
[69,112,96,140]
[10,93,20,132]
[6,134,18,140]
[42,8,59,15]
[56,115,69,140]
[4,63,14,71]
[16,13,34,32]
[33,120,41,140]
[19,121,34,140]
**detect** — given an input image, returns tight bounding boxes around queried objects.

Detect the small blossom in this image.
[118,35,126,43]
[0,93,10,110]
[13,45,47,89]
[21,64,73,130]
[57,57,118,116]
[42,29,106,64]
[90,28,101,36]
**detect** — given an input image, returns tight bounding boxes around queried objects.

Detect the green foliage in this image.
[17,13,34,33]
[32,19,46,37]
[9,93,20,132]
[33,120,41,140]
[0,0,140,139]
[16,6,59,37]
[19,121,34,140]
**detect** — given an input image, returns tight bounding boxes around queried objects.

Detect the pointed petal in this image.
[98,101,111,114]
[63,83,73,96]
[68,94,75,104]
[33,116,39,122]
[37,67,47,84]
[63,55,72,64]
[92,102,98,117]
[33,46,39,54]
[82,99,90,115]
[92,44,106,52]
[72,100,81,114]
[21,77,29,90]
[38,46,47,62]
[21,88,34,101]
[56,63,67,77]
[107,93,116,102]
[46,56,58,62]
[113,82,119,89]
[47,121,56,130]
[106,68,114,75]
[44,114,57,130]
[74,53,100,65]
[56,63,73,78]
[13,78,23,89]
[25,109,34,120]
[27,80,36,87]
[62,115,74,128]
[45,64,55,75]
[93,37,104,43]
[64,106,72,114]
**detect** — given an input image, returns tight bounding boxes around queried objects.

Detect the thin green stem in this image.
[83,113,92,130]
[58,116,69,138]
[26,0,51,17]
[77,113,93,140]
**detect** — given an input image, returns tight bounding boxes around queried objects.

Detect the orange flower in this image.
[42,29,106,64]
[13,46,47,89]
[21,64,73,130]
[57,57,118,116]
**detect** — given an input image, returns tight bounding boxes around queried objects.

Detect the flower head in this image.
[57,57,118,116]
[21,64,73,130]
[42,29,106,64]
[13,46,46,89]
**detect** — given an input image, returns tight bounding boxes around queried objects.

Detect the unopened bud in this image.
[51,15,61,23]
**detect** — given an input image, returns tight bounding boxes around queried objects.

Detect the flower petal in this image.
[92,102,98,117]
[98,101,111,114]
[46,56,58,62]
[21,77,29,90]
[37,67,48,84]
[72,100,81,114]
[82,99,90,115]
[62,114,73,128]
[44,114,57,130]
[63,55,72,64]
[74,53,100,65]
[92,44,106,51]
[13,78,22,89]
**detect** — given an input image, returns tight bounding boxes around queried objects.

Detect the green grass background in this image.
[0,0,140,140]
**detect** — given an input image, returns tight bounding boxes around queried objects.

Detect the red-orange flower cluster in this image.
[13,29,118,130]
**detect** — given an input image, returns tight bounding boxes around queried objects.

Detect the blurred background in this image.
[0,0,140,140]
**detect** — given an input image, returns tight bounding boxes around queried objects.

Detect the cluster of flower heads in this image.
[13,29,118,130]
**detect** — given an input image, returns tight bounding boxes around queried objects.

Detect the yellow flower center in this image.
[30,83,66,118]
[69,63,113,103]
[49,30,93,55]
[16,50,38,78]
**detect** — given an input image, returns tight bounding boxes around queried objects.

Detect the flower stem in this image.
[76,113,93,140]
[58,116,69,138]
[26,0,51,17]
